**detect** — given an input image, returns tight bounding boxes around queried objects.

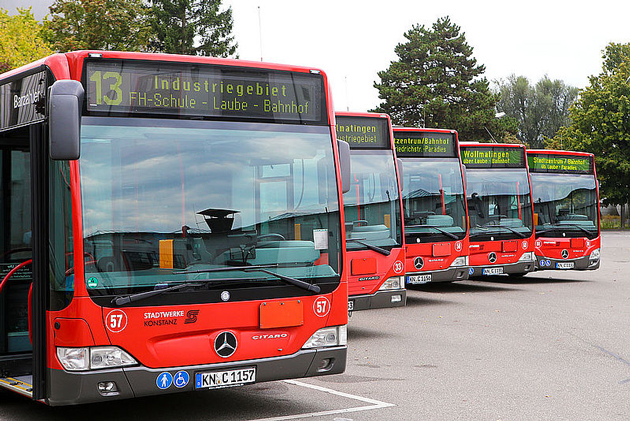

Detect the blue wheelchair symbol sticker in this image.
[157,372,173,389]
[468,268,474,275]
[174,370,190,388]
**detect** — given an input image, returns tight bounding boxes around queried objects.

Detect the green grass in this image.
[601,215,625,230]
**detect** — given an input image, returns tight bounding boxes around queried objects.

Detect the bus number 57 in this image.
[106,310,128,333]
[313,297,330,317]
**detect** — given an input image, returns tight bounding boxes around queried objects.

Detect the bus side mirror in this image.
[49,80,83,160]
[396,158,404,191]
[337,139,351,193]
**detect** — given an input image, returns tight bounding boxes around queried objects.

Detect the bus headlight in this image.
[57,347,89,371]
[90,346,137,369]
[302,325,347,349]
[450,256,468,267]
[379,276,403,290]
[57,346,137,371]
[518,252,535,262]
[589,248,600,261]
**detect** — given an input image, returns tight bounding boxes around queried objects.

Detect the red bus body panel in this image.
[527,149,601,271]
[2,51,350,405]
[336,112,406,311]
[461,143,536,277]
[393,127,470,284]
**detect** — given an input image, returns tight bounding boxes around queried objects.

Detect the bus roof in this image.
[1,50,336,127]
[0,50,329,81]
[526,149,594,158]
[392,126,456,135]
[460,142,525,149]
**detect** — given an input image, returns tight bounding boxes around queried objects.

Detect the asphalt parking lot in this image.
[1,231,628,420]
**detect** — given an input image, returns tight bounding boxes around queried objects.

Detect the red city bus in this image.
[460,143,536,277]
[335,112,405,311]
[393,128,469,285]
[0,51,350,405]
[527,150,601,271]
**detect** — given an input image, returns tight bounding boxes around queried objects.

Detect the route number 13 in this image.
[89,70,123,106]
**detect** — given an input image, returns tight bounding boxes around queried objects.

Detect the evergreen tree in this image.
[372,16,506,141]
[149,0,237,57]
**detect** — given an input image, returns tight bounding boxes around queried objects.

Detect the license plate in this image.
[407,274,432,284]
[195,367,256,389]
[556,262,574,269]
[348,300,354,311]
[482,267,504,275]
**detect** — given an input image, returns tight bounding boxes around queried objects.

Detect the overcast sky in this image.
[226,0,630,112]
[12,0,630,112]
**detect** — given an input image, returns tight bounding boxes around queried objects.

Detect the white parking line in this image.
[250,379,395,421]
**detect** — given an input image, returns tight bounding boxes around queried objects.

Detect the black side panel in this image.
[30,123,48,401]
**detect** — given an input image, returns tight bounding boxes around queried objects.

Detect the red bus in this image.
[460,143,536,277]
[0,51,349,405]
[335,112,405,311]
[527,150,601,271]
[393,128,469,285]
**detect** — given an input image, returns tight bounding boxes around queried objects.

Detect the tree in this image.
[44,0,152,52]
[0,8,53,73]
[372,16,507,142]
[495,75,578,148]
[554,42,630,226]
[149,0,237,57]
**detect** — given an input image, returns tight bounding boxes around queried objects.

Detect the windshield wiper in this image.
[405,225,459,240]
[112,282,198,306]
[111,264,321,306]
[175,264,321,293]
[346,238,391,256]
[485,224,527,238]
[554,223,596,236]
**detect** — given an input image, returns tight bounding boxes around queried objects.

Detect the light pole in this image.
[484,112,506,143]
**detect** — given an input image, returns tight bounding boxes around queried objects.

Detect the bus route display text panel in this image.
[393,131,456,157]
[84,59,326,124]
[527,153,592,174]
[336,116,390,149]
[461,146,525,168]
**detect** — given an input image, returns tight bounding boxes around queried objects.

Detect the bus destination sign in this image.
[85,60,325,124]
[393,132,456,157]
[527,153,592,174]
[461,146,525,168]
[336,116,389,148]
[0,70,48,133]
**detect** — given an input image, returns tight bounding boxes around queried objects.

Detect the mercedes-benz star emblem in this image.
[561,249,569,259]
[488,252,497,264]
[414,256,424,270]
[214,331,238,358]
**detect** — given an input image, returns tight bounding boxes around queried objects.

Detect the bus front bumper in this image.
[535,254,600,271]
[46,346,346,406]
[348,289,406,311]
[468,261,535,277]
[406,266,469,285]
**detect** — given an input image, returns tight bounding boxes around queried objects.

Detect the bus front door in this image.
[0,124,48,401]
[0,127,34,397]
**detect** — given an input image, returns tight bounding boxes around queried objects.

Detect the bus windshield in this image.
[343,150,402,250]
[400,158,467,242]
[466,168,533,240]
[79,117,342,305]
[530,173,599,238]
